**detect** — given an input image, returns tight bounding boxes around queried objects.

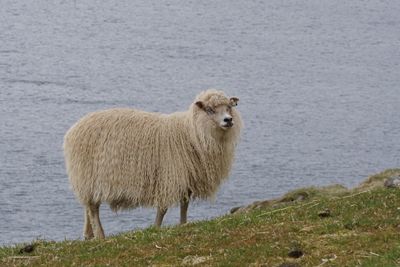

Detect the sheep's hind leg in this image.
[83,206,94,240]
[88,203,105,239]
[154,207,168,227]
[180,198,189,224]
[180,191,191,224]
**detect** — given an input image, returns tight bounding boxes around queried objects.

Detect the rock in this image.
[384,176,400,188]
[19,244,35,254]
[230,206,241,214]
[288,248,303,258]
[318,209,331,218]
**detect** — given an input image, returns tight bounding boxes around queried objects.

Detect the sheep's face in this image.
[196,97,239,131]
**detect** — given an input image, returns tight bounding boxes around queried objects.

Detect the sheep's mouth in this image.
[221,122,233,129]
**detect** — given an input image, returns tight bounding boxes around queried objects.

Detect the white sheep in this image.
[63,89,242,239]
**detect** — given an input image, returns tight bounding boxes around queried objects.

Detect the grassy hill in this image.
[1,169,400,266]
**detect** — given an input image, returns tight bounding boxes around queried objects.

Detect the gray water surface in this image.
[1,0,400,245]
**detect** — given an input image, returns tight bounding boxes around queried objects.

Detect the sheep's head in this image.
[194,90,239,131]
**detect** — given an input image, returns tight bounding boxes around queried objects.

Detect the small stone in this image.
[19,244,35,254]
[288,248,303,258]
[295,194,306,201]
[318,209,331,218]
[384,177,400,188]
[230,206,241,214]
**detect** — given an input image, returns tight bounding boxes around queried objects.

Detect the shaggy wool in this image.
[64,89,242,211]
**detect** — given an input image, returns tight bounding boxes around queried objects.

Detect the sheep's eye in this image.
[205,107,215,115]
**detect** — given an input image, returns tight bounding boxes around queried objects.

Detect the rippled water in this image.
[1,0,400,245]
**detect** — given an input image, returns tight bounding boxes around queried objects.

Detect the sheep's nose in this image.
[224,117,233,123]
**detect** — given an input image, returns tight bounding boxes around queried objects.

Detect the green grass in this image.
[1,170,400,266]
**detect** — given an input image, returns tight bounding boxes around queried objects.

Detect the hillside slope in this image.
[1,169,400,266]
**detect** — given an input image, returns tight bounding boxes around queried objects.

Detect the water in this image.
[1,0,399,245]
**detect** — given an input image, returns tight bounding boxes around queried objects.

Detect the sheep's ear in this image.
[230,97,239,107]
[195,101,204,109]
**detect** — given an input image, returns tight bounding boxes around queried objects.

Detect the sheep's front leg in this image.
[88,203,105,239]
[83,206,94,240]
[154,207,168,227]
[180,198,189,224]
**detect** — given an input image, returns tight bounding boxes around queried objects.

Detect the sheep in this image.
[63,89,242,239]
